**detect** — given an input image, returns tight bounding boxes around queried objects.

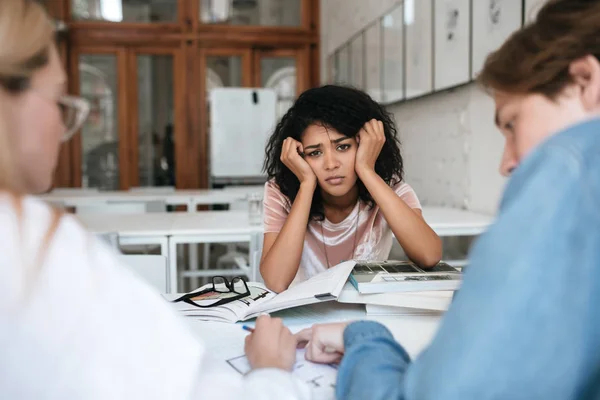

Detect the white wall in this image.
[465,87,506,213]
[320,0,507,215]
[387,83,505,214]
[388,86,470,209]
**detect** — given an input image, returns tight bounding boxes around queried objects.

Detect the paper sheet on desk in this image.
[185,305,353,400]
[226,349,337,400]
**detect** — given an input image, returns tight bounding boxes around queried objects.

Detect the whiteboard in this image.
[210,88,277,179]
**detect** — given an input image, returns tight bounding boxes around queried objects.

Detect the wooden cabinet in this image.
[43,0,320,189]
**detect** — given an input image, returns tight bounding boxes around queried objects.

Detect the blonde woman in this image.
[0,1,306,398]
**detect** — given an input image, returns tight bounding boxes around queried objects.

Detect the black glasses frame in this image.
[172,276,250,308]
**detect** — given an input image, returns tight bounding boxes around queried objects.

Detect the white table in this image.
[168,207,493,288]
[78,206,493,239]
[423,207,493,267]
[185,302,442,377]
[80,207,494,293]
[43,187,265,288]
[39,188,259,210]
[423,207,493,236]
[78,212,172,258]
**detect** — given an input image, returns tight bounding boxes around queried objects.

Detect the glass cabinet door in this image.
[136,54,175,187]
[71,0,178,22]
[255,51,299,120]
[335,45,350,85]
[79,54,120,190]
[200,0,302,27]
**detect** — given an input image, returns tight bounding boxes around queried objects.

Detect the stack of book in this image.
[340,260,461,315]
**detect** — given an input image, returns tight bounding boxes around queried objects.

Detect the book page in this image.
[244,261,356,320]
[167,283,276,322]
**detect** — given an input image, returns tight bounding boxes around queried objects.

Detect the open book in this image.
[167,261,356,323]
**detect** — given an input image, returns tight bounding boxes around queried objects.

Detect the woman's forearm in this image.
[260,182,315,292]
[358,169,442,267]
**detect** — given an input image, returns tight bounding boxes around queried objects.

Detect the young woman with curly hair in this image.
[260,85,442,292]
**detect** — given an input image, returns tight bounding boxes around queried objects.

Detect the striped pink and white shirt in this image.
[263,179,422,286]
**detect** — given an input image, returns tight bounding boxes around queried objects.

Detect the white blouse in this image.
[0,193,309,400]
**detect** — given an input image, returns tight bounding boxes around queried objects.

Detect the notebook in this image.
[338,282,455,311]
[365,304,444,316]
[166,260,356,323]
[349,260,461,294]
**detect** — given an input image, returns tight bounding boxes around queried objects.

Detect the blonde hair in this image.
[0,0,55,191]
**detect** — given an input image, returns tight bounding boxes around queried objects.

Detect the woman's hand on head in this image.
[355,119,386,177]
[294,322,349,364]
[244,315,297,371]
[280,137,317,188]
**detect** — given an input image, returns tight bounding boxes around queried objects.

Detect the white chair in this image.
[119,254,168,293]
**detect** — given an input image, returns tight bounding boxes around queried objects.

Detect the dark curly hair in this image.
[264,85,404,221]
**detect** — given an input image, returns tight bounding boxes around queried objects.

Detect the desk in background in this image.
[422,207,492,236]
[39,187,264,210]
[39,185,264,288]
[80,207,493,293]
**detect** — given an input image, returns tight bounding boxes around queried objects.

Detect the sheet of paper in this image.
[338,282,454,311]
[246,261,356,318]
[226,349,338,400]
[365,304,443,316]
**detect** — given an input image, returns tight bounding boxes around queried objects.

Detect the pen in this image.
[242,325,255,333]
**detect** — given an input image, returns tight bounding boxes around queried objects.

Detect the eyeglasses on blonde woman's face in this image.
[5,45,89,194]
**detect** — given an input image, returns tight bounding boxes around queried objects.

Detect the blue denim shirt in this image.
[337,118,600,400]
